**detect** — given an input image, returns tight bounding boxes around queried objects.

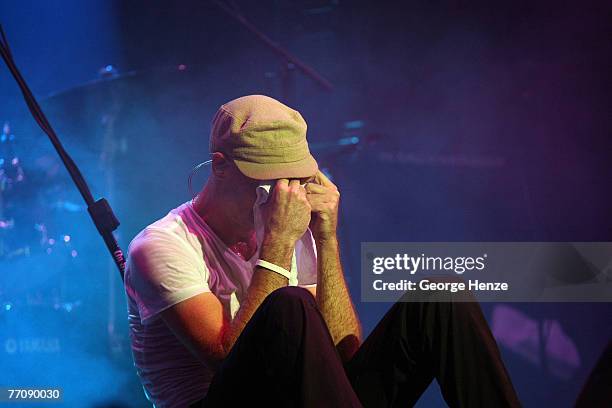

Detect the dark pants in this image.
[191,286,521,408]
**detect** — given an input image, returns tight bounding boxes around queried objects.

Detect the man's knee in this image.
[398,276,475,303]
[257,287,320,341]
[396,276,482,320]
[266,286,316,307]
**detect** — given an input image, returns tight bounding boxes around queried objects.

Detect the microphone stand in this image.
[0,25,126,281]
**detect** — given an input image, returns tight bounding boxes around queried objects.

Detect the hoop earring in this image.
[188,159,213,201]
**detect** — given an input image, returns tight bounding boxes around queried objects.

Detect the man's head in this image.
[201,95,318,228]
[209,94,318,180]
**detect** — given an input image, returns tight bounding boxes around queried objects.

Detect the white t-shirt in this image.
[124,201,317,408]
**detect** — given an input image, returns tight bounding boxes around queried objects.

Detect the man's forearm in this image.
[315,235,362,362]
[221,237,293,355]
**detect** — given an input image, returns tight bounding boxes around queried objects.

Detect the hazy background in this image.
[1,1,611,406]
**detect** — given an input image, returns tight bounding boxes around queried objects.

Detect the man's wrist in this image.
[260,234,295,271]
[313,231,338,247]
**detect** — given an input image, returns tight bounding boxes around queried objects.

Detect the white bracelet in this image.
[256,259,291,280]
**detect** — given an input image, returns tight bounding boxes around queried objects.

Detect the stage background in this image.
[1,1,611,406]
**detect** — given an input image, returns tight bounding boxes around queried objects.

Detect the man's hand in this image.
[262,178,312,245]
[304,171,361,361]
[305,170,340,242]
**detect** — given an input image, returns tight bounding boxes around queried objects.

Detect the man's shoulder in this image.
[128,202,193,254]
[125,202,208,287]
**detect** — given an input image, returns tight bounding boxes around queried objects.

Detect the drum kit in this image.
[0,64,162,308]
[0,120,83,313]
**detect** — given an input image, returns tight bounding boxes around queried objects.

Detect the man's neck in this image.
[192,187,257,260]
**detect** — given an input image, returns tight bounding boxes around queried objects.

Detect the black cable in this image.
[0,24,126,279]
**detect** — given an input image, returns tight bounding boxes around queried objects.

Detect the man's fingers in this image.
[314,170,337,190]
[275,178,289,189]
[288,179,305,195]
[305,182,340,201]
[306,194,326,207]
[304,182,327,194]
[306,191,338,211]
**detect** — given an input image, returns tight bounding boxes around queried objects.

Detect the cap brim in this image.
[233,154,319,180]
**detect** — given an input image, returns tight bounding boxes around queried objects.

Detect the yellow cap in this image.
[209,95,318,180]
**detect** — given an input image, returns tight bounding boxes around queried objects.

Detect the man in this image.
[124,95,520,407]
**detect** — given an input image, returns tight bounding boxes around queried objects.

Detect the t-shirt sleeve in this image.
[126,227,211,323]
